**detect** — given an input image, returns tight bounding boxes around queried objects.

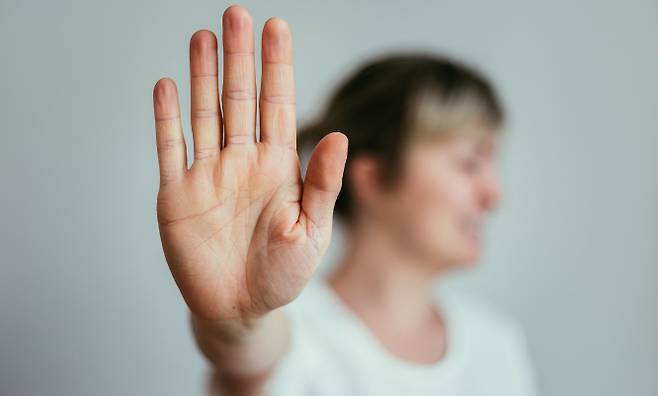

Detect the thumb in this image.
[300,132,348,251]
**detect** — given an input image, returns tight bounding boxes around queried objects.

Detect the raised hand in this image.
[153,6,347,322]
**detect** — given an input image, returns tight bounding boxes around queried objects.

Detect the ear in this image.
[347,154,382,210]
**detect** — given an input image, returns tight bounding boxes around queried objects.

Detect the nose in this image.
[480,169,501,212]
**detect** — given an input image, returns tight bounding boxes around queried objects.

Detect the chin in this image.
[448,244,482,269]
[463,243,483,265]
[459,234,483,264]
[427,248,480,273]
[461,252,481,267]
[419,235,482,272]
[449,253,479,269]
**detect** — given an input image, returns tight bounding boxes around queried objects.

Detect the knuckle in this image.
[194,146,220,160]
[191,107,220,119]
[157,137,184,154]
[227,132,254,145]
[260,93,296,105]
[223,88,257,101]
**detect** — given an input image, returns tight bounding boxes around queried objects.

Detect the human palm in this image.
[153,6,347,321]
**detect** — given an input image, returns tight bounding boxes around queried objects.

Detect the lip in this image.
[460,217,482,243]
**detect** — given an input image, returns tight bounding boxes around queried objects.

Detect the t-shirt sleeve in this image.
[261,303,318,396]
[505,324,540,396]
[445,291,540,396]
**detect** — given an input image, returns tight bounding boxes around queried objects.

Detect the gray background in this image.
[1,0,657,395]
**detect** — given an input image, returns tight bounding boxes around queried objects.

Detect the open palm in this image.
[153,6,347,321]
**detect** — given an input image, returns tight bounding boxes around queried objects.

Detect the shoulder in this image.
[263,277,356,395]
[285,276,327,313]
[280,277,356,355]
[283,276,343,325]
[440,289,530,358]
[439,289,525,341]
[439,289,539,396]
[280,276,334,347]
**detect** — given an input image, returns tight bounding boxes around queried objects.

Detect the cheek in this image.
[400,169,481,261]
[411,168,463,214]
[398,171,458,240]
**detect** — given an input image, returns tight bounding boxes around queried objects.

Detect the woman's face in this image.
[380,125,501,270]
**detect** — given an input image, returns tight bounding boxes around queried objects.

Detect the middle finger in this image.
[221,6,257,147]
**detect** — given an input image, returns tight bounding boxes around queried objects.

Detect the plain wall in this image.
[1,0,657,395]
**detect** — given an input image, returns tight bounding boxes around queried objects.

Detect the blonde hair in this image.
[298,53,504,222]
[406,80,502,143]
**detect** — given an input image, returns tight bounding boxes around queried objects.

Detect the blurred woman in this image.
[152,5,537,396]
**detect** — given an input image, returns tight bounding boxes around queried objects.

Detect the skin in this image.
[329,129,501,364]
[348,128,500,270]
[153,6,347,394]
[153,5,501,395]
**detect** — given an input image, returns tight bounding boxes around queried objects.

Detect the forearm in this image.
[190,308,290,395]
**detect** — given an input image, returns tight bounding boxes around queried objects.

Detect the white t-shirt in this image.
[262,277,539,396]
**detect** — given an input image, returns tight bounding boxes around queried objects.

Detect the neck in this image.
[327,218,440,326]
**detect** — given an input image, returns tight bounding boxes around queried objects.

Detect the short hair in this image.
[298,53,504,222]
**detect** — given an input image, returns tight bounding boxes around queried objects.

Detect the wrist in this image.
[190,308,290,374]
[190,310,270,344]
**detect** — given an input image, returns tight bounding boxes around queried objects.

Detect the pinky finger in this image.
[153,78,187,185]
